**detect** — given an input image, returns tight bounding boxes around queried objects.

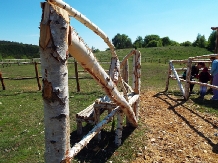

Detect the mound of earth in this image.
[133,91,218,163]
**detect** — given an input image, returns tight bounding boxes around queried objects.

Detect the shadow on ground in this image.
[154,91,218,154]
[70,123,135,163]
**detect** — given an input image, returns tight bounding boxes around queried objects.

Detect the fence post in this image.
[132,51,141,120]
[165,62,171,91]
[0,71,6,90]
[34,62,41,91]
[184,58,192,99]
[74,61,80,92]
[39,2,70,162]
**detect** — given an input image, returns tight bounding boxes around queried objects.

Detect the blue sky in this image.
[0,0,217,51]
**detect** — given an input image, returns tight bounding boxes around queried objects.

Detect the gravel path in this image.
[133,91,218,163]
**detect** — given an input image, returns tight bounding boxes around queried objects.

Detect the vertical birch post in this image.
[132,51,141,120]
[122,59,129,90]
[34,62,41,90]
[184,58,192,100]
[39,2,70,163]
[115,110,124,146]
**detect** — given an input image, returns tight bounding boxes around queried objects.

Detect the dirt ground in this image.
[133,91,218,163]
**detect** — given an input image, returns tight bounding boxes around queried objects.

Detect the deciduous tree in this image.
[144,35,162,47]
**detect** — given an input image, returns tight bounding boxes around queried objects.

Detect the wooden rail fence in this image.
[165,54,218,100]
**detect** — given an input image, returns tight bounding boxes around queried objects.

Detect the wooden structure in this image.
[165,54,218,100]
[39,1,141,162]
[0,71,5,90]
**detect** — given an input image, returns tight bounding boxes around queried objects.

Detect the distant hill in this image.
[0,40,213,62]
[94,46,213,63]
[0,41,39,59]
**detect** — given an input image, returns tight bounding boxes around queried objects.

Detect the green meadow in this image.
[0,46,217,162]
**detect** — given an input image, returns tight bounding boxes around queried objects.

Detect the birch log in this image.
[68,94,139,159]
[132,51,141,120]
[169,61,185,97]
[115,110,124,146]
[49,0,116,57]
[68,27,137,127]
[39,3,70,163]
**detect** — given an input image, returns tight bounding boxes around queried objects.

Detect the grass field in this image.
[0,46,217,162]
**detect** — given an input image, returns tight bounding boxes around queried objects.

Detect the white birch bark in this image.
[49,0,116,57]
[68,27,137,127]
[39,3,70,163]
[169,61,185,97]
[69,107,119,159]
[115,110,124,146]
[68,94,139,159]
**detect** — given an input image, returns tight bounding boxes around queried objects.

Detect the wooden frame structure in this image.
[39,0,141,162]
[165,54,218,100]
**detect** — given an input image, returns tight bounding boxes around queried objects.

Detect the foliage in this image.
[91,46,100,53]
[180,41,192,46]
[144,34,162,47]
[112,33,133,49]
[0,41,39,59]
[161,36,171,46]
[207,30,216,52]
[192,33,207,48]
[133,36,144,48]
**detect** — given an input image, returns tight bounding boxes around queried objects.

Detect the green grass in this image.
[0,46,217,162]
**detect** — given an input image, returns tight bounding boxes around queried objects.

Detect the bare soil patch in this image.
[133,91,218,163]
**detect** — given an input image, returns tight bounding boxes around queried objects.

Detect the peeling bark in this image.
[40,3,70,162]
[115,110,124,146]
[68,27,137,127]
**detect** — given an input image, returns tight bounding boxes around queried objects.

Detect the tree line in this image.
[109,31,217,52]
[0,41,39,59]
[0,30,217,59]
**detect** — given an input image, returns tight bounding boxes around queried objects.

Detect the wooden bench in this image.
[76,96,116,135]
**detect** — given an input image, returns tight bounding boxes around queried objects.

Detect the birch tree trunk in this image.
[39,2,70,163]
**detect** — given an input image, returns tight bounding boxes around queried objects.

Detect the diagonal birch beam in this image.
[68,27,138,127]
[48,0,116,57]
[66,94,139,160]
[49,0,125,98]
[169,61,185,97]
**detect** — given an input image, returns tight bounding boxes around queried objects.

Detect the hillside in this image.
[95,46,212,62]
[0,40,212,61]
[0,41,39,59]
